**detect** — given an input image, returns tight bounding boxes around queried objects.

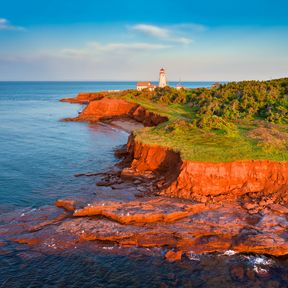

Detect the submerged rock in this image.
[165,250,183,262]
[55,199,76,212]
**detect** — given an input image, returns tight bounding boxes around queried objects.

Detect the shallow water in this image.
[0,82,131,212]
[1,243,287,288]
[0,81,287,288]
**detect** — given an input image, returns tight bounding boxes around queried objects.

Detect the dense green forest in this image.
[125,78,288,128]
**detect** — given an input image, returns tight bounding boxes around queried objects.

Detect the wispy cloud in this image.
[88,42,169,51]
[60,48,88,58]
[0,18,25,31]
[132,24,169,38]
[61,41,169,58]
[173,23,208,32]
[131,23,194,44]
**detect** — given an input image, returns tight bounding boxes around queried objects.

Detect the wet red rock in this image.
[11,237,41,246]
[73,198,207,224]
[55,199,76,212]
[3,190,288,257]
[269,203,288,214]
[230,265,245,281]
[165,250,183,262]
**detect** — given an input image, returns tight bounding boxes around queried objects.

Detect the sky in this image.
[0,0,288,81]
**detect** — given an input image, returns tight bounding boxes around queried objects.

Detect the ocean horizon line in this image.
[0,80,221,83]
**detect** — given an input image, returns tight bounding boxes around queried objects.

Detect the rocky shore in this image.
[3,94,288,262]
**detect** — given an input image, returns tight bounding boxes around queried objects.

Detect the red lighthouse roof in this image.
[160,68,165,72]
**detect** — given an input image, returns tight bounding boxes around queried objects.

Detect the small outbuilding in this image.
[136,82,157,91]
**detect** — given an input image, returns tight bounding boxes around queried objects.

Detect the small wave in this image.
[245,255,275,267]
[186,252,201,261]
[20,208,37,217]
[223,250,237,256]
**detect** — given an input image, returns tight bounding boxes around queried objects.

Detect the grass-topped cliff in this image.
[84,78,288,162]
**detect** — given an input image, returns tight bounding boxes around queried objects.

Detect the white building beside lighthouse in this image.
[159,68,167,88]
[136,81,157,91]
[136,68,168,91]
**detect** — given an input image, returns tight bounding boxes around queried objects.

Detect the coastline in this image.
[1,90,288,261]
[35,94,288,258]
[1,87,288,286]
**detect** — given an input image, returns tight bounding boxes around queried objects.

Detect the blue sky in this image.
[0,0,287,81]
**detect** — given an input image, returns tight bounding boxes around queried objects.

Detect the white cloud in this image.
[0,18,25,31]
[61,41,170,58]
[88,42,169,51]
[132,24,169,38]
[172,37,193,45]
[131,23,193,45]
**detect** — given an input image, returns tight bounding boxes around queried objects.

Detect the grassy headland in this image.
[107,78,288,162]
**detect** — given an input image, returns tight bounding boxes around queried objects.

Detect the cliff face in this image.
[131,106,168,126]
[127,135,181,178]
[79,98,137,121]
[127,136,288,204]
[164,160,288,202]
[76,98,168,126]
[66,96,288,204]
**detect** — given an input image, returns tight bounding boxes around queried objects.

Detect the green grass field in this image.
[134,123,288,162]
[110,93,288,163]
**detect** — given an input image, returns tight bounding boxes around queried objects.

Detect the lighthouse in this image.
[159,68,167,88]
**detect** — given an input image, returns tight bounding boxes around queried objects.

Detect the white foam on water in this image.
[248,255,275,267]
[186,252,201,261]
[20,208,37,217]
[253,266,269,275]
[223,250,237,256]
[102,246,114,250]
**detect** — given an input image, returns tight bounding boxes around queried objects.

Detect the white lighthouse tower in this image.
[159,68,167,88]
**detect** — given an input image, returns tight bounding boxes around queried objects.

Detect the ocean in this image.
[0,81,286,288]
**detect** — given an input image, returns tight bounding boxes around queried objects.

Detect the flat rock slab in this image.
[3,195,288,257]
[73,198,209,224]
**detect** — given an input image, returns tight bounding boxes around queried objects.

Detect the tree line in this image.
[128,78,288,128]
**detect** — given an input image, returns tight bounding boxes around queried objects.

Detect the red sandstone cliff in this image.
[126,136,288,205]
[74,98,168,126]
[62,96,288,205]
[60,92,106,104]
[164,160,288,202]
[79,98,136,120]
[65,96,288,204]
